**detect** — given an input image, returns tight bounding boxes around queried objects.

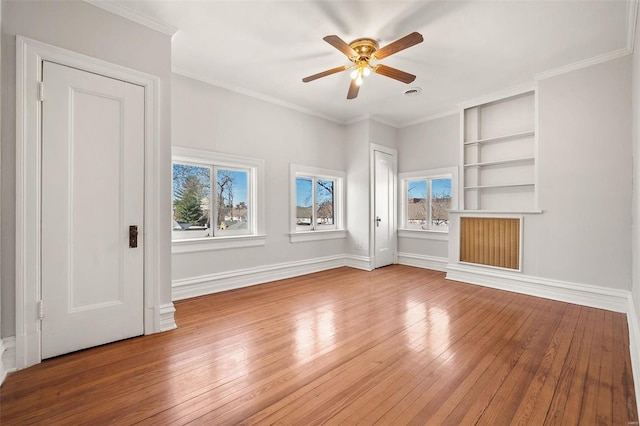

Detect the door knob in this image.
[129,225,138,248]
[376,217,382,227]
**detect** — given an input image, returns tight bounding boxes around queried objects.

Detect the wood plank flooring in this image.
[0,265,637,424]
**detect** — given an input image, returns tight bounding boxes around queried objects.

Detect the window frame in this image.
[172,147,265,253]
[290,164,346,243]
[398,166,458,241]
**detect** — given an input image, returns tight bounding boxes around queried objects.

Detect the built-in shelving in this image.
[462,89,537,211]
[463,130,535,146]
[464,156,534,168]
[464,183,534,190]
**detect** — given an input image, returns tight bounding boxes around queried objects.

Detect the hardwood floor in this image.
[0,265,636,425]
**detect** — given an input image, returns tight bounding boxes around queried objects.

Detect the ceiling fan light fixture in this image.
[302,32,423,99]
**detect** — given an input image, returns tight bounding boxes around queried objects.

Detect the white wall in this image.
[397,57,632,292]
[396,114,459,259]
[528,56,632,290]
[1,1,173,337]
[631,6,640,409]
[345,120,370,259]
[171,73,347,282]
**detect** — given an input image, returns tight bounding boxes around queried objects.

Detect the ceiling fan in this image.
[302,32,424,99]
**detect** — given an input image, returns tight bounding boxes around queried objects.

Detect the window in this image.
[290,164,346,243]
[399,167,458,239]
[172,147,265,252]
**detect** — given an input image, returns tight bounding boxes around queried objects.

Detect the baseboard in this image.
[397,252,448,272]
[0,337,16,386]
[172,254,347,300]
[446,263,629,313]
[627,294,640,420]
[158,303,177,332]
[345,255,373,271]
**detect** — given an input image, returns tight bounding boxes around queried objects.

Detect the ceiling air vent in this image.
[404,87,422,96]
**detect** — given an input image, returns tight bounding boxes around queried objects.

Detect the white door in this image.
[41,61,145,359]
[373,150,395,268]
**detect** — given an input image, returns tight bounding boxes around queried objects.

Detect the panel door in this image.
[374,150,395,268]
[41,61,145,358]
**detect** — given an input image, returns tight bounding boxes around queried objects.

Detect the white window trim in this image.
[289,164,346,243]
[171,147,265,253]
[398,166,458,241]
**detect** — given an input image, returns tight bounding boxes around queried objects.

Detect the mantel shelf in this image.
[464,157,535,168]
[464,183,535,190]
[464,130,535,146]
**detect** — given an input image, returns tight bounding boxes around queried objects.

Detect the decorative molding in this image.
[398,229,448,241]
[1,337,16,386]
[289,230,347,243]
[172,235,267,254]
[0,338,5,386]
[446,263,630,313]
[457,82,536,110]
[627,294,640,421]
[627,0,639,52]
[345,255,373,271]
[172,67,343,125]
[397,109,459,129]
[158,303,177,332]
[397,253,448,272]
[84,0,179,36]
[16,36,165,369]
[534,48,631,81]
[172,255,347,301]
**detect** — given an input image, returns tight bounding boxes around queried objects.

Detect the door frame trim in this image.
[15,36,165,369]
[369,143,398,268]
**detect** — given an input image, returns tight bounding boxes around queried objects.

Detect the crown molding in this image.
[628,0,639,51]
[397,109,459,128]
[457,82,536,110]
[172,66,344,125]
[534,48,631,81]
[368,115,400,128]
[84,0,179,36]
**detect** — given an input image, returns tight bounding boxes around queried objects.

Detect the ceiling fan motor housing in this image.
[348,38,379,61]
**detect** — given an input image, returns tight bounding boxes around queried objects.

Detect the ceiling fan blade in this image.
[374,64,416,84]
[347,79,360,99]
[373,32,423,60]
[302,66,348,83]
[323,35,358,58]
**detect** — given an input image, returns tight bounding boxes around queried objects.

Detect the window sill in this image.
[398,229,449,241]
[289,229,347,243]
[172,234,266,254]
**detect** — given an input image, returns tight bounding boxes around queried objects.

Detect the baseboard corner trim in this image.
[172,254,347,300]
[627,294,640,421]
[397,252,448,272]
[345,255,373,271]
[445,263,629,313]
[0,337,17,386]
[158,303,177,332]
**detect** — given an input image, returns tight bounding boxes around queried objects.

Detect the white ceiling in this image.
[111,0,633,127]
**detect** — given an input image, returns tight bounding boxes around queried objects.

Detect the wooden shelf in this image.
[464,183,534,190]
[464,157,534,168]
[464,130,534,146]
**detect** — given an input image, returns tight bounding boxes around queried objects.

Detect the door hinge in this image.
[38,81,44,102]
[37,300,44,320]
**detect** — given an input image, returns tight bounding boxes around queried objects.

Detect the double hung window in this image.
[172,147,264,252]
[290,164,345,242]
[399,167,458,236]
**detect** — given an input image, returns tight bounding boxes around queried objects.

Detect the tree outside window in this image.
[406,177,452,231]
[172,162,251,239]
[295,176,336,231]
